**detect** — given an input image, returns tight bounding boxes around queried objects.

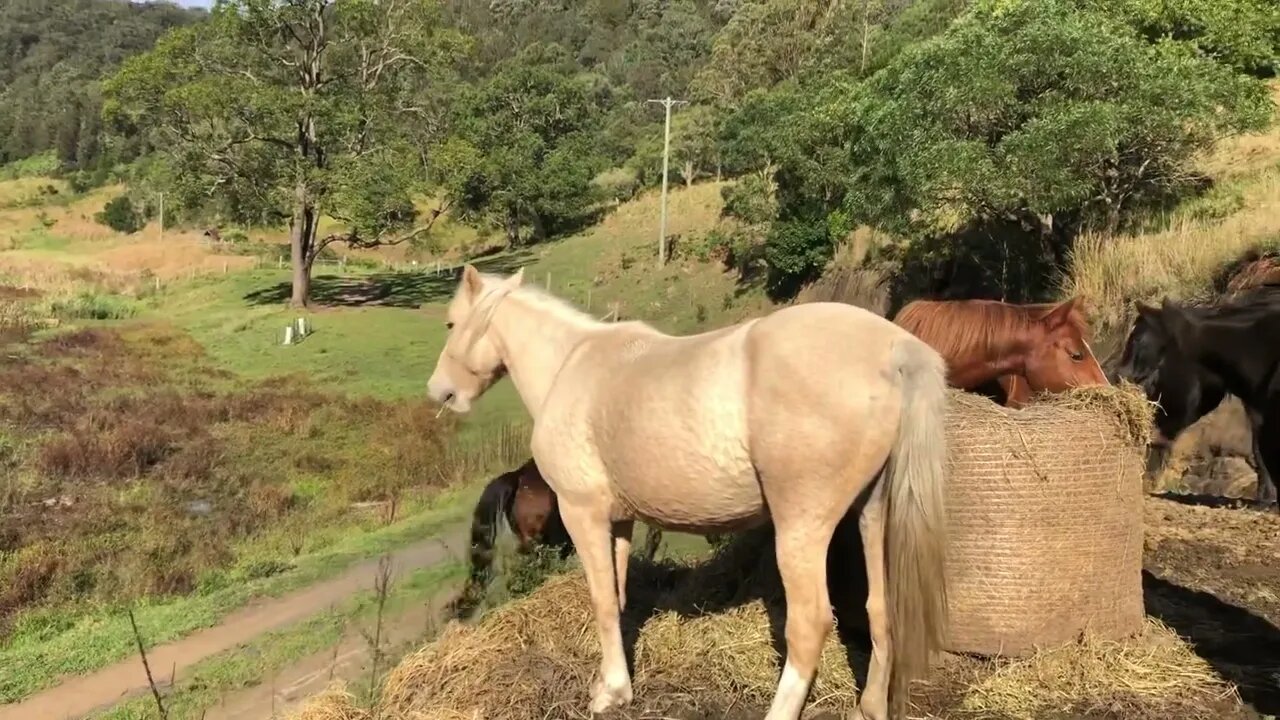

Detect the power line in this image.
[645,96,688,268]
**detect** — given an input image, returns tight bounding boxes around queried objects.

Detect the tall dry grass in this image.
[1066,81,1280,345]
[1066,169,1280,342]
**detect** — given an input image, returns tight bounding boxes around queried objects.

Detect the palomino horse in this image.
[892,297,1108,407]
[427,265,951,720]
[453,459,575,618]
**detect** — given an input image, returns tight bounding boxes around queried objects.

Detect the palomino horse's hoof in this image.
[849,705,887,720]
[589,675,633,714]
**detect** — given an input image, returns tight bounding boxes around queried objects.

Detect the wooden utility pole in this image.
[646,96,687,267]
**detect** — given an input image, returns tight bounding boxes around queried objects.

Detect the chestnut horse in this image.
[428,265,950,720]
[892,297,1108,407]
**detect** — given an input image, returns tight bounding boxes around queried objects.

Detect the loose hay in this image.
[294,556,1242,720]
[956,618,1239,720]
[376,539,857,720]
[289,684,369,720]
[943,384,1153,656]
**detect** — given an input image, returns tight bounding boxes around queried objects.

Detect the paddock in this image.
[290,387,1280,720]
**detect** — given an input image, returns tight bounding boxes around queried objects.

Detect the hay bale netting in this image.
[942,384,1153,657]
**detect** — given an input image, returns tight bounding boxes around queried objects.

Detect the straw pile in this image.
[291,535,1240,720]
[942,384,1153,656]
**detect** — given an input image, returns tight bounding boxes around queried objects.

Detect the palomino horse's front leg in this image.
[559,504,633,713]
[613,520,634,612]
[854,482,890,720]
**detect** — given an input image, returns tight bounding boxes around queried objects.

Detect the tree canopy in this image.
[9,0,1277,306]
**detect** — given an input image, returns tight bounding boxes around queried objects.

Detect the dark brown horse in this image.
[452,459,713,618]
[452,459,574,617]
[893,297,1108,406]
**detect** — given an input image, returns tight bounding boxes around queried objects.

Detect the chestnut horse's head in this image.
[1022,297,1109,392]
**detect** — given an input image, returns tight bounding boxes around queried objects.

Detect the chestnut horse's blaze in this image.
[892,297,1108,407]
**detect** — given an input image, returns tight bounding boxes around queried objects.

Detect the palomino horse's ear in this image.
[461,264,483,300]
[504,267,525,289]
[1040,297,1078,329]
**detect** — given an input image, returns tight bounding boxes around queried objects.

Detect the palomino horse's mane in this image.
[476,271,653,331]
[894,298,1088,366]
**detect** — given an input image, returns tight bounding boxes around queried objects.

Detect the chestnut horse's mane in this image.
[893,298,1087,367]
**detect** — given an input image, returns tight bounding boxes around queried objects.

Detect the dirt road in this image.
[204,588,456,720]
[1,526,468,720]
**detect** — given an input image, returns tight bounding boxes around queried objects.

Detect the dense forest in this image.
[0,0,205,173]
[5,0,1280,306]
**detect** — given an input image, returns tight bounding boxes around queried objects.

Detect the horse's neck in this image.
[491,293,596,422]
[1193,320,1276,401]
[948,333,1031,387]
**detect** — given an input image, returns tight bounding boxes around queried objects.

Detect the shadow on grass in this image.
[243,251,535,308]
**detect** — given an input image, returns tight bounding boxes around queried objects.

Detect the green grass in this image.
[142,183,768,440]
[0,484,478,703]
[91,561,466,720]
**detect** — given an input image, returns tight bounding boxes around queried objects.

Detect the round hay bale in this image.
[943,384,1153,657]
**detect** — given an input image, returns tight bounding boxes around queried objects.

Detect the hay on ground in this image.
[958,619,1238,720]
[288,684,368,720]
[292,546,1241,720]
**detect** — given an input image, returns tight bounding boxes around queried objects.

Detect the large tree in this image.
[738,0,1274,295]
[104,0,467,307]
[434,44,607,246]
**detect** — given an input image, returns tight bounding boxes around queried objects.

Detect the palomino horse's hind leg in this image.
[763,490,848,720]
[613,520,634,612]
[558,502,633,713]
[853,480,890,720]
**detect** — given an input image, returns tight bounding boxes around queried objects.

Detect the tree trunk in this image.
[290,253,312,308]
[505,206,521,247]
[529,208,547,243]
[289,185,318,308]
[860,0,871,73]
[683,160,695,189]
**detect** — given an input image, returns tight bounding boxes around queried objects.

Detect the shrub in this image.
[765,220,833,296]
[46,293,138,320]
[592,167,641,204]
[721,175,777,225]
[94,196,144,234]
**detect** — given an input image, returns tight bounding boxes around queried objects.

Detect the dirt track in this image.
[0,526,467,720]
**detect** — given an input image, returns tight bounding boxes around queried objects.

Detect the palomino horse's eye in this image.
[445,321,454,330]
[1069,351,1084,362]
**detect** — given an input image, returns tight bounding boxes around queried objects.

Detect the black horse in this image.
[1113,287,1280,508]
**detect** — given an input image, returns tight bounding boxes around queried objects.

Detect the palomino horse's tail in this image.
[885,338,950,714]
[453,467,521,618]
